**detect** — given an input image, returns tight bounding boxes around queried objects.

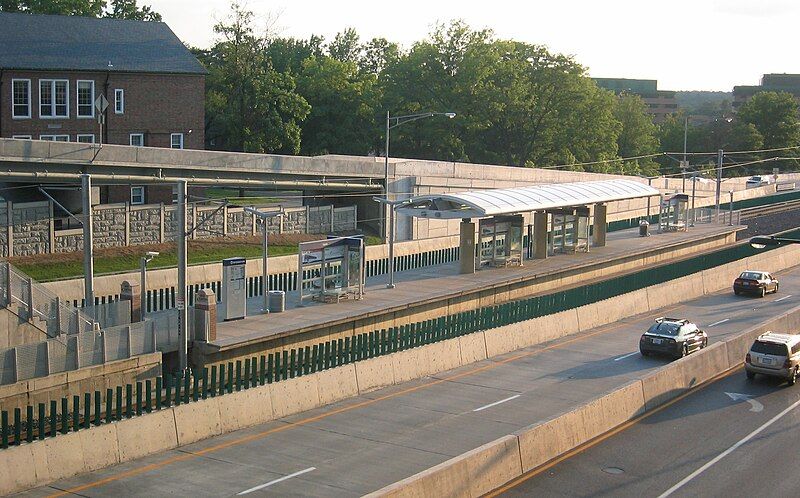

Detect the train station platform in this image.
[200,223,741,365]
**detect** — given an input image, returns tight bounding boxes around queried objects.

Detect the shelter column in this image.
[459,218,476,274]
[533,211,548,259]
[593,203,607,247]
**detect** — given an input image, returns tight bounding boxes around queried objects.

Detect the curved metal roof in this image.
[396,179,660,219]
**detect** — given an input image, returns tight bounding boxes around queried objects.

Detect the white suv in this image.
[745,332,800,385]
[746,175,772,188]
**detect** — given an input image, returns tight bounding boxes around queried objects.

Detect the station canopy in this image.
[396,179,660,219]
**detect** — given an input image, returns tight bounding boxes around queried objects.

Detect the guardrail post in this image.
[25,277,33,320]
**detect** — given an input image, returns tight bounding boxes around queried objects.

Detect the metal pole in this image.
[140,257,147,321]
[383,111,390,240]
[387,203,396,289]
[715,149,723,220]
[81,174,94,308]
[690,176,696,227]
[262,218,269,313]
[729,190,734,226]
[682,116,688,193]
[176,179,188,373]
[646,177,652,220]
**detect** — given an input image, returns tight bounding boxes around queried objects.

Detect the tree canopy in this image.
[0,0,161,20]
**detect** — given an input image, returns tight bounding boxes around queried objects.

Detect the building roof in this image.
[396,179,660,219]
[0,12,206,74]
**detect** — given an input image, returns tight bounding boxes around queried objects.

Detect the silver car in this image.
[745,332,800,385]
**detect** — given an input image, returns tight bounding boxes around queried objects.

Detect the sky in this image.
[148,0,800,92]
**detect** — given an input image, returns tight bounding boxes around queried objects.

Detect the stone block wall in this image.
[6,201,357,258]
[11,201,51,256]
[92,204,127,249]
[130,205,162,245]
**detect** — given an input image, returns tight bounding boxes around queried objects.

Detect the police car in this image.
[640,317,708,359]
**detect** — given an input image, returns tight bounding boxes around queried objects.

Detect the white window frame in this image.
[114,89,124,114]
[11,79,31,119]
[129,133,144,147]
[130,186,145,205]
[39,79,69,118]
[76,80,95,118]
[170,133,184,149]
[39,135,70,141]
[77,134,95,144]
[12,135,32,139]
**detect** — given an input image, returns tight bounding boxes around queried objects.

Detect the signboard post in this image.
[94,94,109,145]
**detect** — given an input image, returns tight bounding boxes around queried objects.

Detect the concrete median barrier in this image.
[355,354,397,393]
[366,435,522,498]
[316,363,359,406]
[0,444,39,495]
[218,386,274,433]
[173,397,223,445]
[116,408,179,462]
[270,374,322,419]
[459,332,487,364]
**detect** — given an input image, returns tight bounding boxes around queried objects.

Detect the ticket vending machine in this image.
[222,257,246,321]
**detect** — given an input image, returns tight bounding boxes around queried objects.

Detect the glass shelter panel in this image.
[477,215,524,268]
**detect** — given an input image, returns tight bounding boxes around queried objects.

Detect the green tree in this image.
[295,56,380,156]
[328,28,361,64]
[106,0,160,21]
[359,37,399,75]
[0,0,104,15]
[0,0,160,19]
[737,91,800,150]
[201,2,309,153]
[612,93,660,175]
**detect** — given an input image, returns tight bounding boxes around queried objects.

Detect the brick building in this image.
[0,11,206,204]
[593,78,678,123]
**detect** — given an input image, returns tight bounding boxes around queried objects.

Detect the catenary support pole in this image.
[177,179,188,372]
[81,174,94,308]
[715,149,723,220]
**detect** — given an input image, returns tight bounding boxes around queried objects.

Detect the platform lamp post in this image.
[244,206,284,313]
[140,251,159,321]
[373,197,409,289]
[176,179,188,373]
[383,111,456,238]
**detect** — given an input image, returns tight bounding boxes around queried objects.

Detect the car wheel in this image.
[789,367,798,386]
[734,289,740,296]
[640,350,649,357]
[775,283,779,294]
[760,287,766,298]
[702,337,708,348]
[746,371,755,380]
[679,344,688,359]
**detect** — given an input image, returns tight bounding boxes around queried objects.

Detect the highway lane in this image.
[21,265,800,497]
[496,368,800,497]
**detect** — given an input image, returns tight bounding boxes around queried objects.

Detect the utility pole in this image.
[682,116,688,192]
[81,174,94,308]
[176,180,188,372]
[715,149,723,220]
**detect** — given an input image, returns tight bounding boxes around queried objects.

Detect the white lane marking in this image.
[657,397,800,498]
[707,318,730,327]
[614,352,640,361]
[774,294,792,302]
[473,394,521,412]
[237,467,316,495]
[725,392,764,412]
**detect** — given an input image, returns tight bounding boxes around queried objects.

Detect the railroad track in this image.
[740,198,800,220]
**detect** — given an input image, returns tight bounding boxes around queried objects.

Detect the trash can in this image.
[268,290,285,313]
[639,220,650,237]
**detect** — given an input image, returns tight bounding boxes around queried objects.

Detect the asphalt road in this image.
[20,266,800,497]
[496,367,800,497]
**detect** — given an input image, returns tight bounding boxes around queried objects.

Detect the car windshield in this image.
[739,272,763,280]
[751,341,789,356]
[647,322,680,336]
[749,176,762,181]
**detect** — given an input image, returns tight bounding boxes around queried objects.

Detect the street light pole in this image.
[682,116,688,192]
[373,197,407,289]
[690,174,697,227]
[383,111,456,239]
[715,149,723,220]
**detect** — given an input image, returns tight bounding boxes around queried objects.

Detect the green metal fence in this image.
[2,231,795,449]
